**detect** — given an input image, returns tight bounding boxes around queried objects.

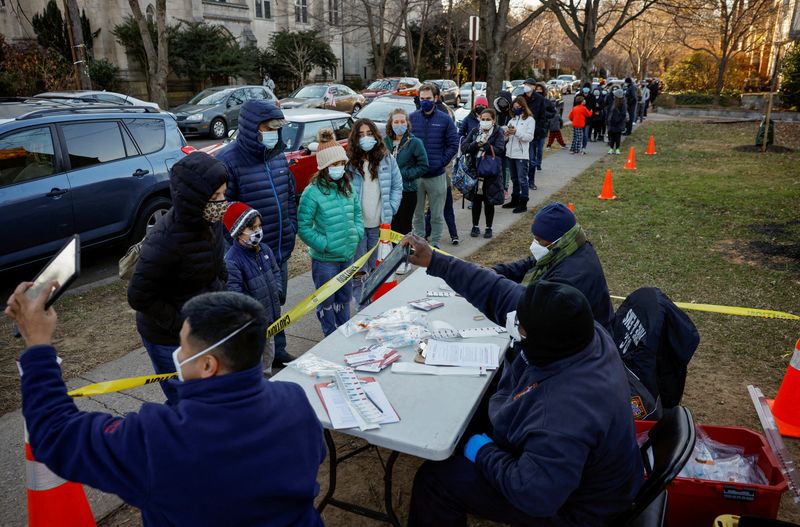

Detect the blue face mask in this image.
[328,166,345,180]
[420,100,435,112]
[359,136,378,152]
[392,124,407,137]
[260,130,279,148]
[582,87,590,94]
[513,107,523,116]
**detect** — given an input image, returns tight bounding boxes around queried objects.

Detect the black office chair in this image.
[616,406,696,527]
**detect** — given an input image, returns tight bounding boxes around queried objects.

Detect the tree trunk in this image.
[128,0,168,108]
[579,55,592,83]
[713,54,729,105]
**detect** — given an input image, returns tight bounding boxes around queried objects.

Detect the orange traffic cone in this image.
[645,135,657,155]
[371,224,398,302]
[597,169,617,200]
[24,426,96,526]
[767,338,800,438]
[624,147,637,170]
[567,202,575,212]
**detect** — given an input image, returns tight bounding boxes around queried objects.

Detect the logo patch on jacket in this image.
[630,396,646,420]
[512,382,538,401]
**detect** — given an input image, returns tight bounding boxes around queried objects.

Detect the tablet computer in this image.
[358,243,410,305]
[25,235,81,309]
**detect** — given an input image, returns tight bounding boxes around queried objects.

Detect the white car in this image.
[36,90,163,111]
[459,82,487,107]
[453,99,472,130]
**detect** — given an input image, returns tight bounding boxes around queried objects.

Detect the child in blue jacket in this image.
[223,202,285,370]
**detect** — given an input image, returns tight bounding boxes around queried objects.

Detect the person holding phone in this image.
[502,96,536,213]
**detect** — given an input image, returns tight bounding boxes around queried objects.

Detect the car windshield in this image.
[187,88,230,105]
[557,76,573,81]
[291,86,329,98]
[356,100,415,122]
[367,79,398,91]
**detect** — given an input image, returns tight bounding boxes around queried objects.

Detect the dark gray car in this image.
[172,85,278,139]
[425,79,460,107]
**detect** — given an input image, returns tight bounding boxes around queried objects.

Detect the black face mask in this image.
[474,106,486,115]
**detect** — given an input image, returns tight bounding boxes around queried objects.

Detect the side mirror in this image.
[308,141,319,153]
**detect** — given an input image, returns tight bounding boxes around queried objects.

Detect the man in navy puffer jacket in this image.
[217,100,296,364]
[8,288,326,527]
[401,235,643,527]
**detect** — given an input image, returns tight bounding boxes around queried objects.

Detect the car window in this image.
[247,87,268,100]
[95,93,128,105]
[61,121,126,169]
[229,89,246,106]
[331,118,353,140]
[280,122,300,151]
[121,126,138,156]
[341,85,355,95]
[124,118,165,155]
[0,126,57,187]
[299,120,333,148]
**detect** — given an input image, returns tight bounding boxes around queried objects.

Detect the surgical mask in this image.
[479,120,493,131]
[420,99,435,112]
[582,87,590,94]
[530,239,550,260]
[505,311,524,343]
[171,319,254,382]
[245,228,263,247]
[359,136,377,152]
[593,90,600,96]
[203,199,228,223]
[602,90,607,95]
[260,130,279,148]
[523,85,533,94]
[392,124,407,137]
[513,107,523,116]
[328,166,345,180]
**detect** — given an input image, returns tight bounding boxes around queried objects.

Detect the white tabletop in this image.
[271,268,509,461]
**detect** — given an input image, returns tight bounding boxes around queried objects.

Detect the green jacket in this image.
[298,180,364,262]
[383,133,429,192]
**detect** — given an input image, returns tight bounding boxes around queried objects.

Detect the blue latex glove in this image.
[463,433,494,462]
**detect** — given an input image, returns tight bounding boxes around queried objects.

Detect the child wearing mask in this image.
[298,129,364,335]
[223,201,284,371]
[568,96,593,155]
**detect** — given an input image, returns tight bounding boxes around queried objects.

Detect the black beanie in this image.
[516,280,595,366]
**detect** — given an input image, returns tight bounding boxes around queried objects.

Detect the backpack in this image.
[452,153,477,195]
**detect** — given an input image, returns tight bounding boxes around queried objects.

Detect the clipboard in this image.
[358,243,411,305]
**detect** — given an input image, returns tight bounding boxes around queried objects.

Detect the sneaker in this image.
[608,148,614,155]
[470,226,480,237]
[467,203,473,209]
[451,237,460,246]
[581,150,587,155]
[615,148,621,155]
[484,228,493,239]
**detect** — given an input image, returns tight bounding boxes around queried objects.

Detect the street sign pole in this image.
[469,15,479,108]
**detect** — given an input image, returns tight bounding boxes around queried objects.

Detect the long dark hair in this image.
[510,96,532,119]
[346,118,387,181]
[312,166,352,197]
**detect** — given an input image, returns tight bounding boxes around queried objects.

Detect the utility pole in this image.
[62,0,92,90]
[469,15,479,107]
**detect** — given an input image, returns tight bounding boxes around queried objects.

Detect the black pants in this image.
[625,105,635,134]
[471,192,495,228]
[391,191,417,235]
[608,131,622,150]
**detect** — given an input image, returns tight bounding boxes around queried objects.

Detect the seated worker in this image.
[493,201,614,332]
[7,286,326,527]
[401,234,643,527]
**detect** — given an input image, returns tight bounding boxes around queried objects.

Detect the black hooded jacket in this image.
[128,152,229,344]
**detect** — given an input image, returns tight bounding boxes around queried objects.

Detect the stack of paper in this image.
[316,374,400,430]
[424,339,500,369]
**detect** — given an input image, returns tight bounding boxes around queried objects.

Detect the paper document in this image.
[316,378,400,430]
[391,362,487,376]
[424,339,500,369]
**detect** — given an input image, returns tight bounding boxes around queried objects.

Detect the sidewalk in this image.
[0,118,667,525]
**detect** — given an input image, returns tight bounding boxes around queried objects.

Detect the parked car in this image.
[510,79,525,88]
[36,90,162,111]
[547,79,570,94]
[459,82,487,107]
[355,94,454,134]
[424,79,460,107]
[172,85,278,139]
[360,78,421,102]
[557,75,580,93]
[512,84,564,116]
[0,98,189,272]
[502,80,513,92]
[201,108,353,196]
[280,83,366,114]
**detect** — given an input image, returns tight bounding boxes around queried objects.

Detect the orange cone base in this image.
[767,399,800,438]
[597,194,617,200]
[28,483,96,527]
[372,281,398,302]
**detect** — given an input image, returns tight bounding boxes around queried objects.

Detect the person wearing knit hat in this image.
[222,201,285,372]
[297,128,364,335]
[492,202,614,332]
[607,88,628,155]
[401,233,644,527]
[458,95,490,140]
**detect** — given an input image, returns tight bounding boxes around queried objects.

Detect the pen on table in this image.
[363,388,381,410]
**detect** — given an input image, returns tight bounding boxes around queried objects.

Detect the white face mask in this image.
[479,120,493,131]
[171,320,254,381]
[505,310,524,342]
[530,239,550,260]
[523,85,533,94]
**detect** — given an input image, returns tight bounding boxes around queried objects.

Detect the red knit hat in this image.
[474,96,489,108]
[223,201,260,237]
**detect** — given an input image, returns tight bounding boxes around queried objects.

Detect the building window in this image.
[145,4,154,24]
[328,0,339,25]
[255,0,271,18]
[295,0,308,23]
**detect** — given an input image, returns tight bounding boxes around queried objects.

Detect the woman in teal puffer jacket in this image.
[298,129,364,335]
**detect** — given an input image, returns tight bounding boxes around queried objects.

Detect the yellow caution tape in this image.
[610,295,800,320]
[388,229,452,256]
[69,373,177,397]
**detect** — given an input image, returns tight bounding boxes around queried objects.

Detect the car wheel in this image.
[352,104,362,114]
[132,196,171,243]
[209,118,227,140]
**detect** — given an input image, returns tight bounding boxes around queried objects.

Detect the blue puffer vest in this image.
[216,100,297,265]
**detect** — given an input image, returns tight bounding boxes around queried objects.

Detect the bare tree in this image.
[127,0,168,108]
[480,0,546,100]
[612,8,676,79]
[667,0,778,104]
[405,0,437,77]
[341,0,409,79]
[540,0,659,83]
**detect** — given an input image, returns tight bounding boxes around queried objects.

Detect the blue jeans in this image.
[141,337,179,403]
[273,259,290,362]
[352,226,380,309]
[532,137,544,169]
[510,158,529,201]
[312,259,353,336]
